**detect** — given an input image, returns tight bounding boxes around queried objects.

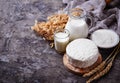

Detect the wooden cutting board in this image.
[63,54,102,74]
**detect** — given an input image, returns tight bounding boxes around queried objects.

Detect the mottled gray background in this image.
[0,0,120,83]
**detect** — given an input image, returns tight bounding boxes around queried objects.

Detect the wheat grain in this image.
[86,61,113,83]
[83,42,120,77]
[83,61,105,77]
[86,43,120,83]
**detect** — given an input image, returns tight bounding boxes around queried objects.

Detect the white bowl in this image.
[91,29,119,48]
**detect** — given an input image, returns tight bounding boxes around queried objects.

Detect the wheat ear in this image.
[86,61,113,83]
[83,61,105,77]
[83,42,120,77]
[86,43,120,83]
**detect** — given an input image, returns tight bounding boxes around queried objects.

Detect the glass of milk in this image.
[54,29,70,53]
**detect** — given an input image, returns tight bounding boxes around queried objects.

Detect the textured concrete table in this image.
[0,0,120,83]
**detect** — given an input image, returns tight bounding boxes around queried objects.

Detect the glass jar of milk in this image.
[65,8,93,41]
[54,29,70,53]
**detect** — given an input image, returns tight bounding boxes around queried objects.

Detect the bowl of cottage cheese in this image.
[91,29,119,48]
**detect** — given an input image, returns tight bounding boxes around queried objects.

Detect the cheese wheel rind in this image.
[66,39,99,68]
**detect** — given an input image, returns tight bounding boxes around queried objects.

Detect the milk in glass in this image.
[54,29,69,53]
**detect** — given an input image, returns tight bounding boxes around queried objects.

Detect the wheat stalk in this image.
[86,43,120,83]
[83,42,120,77]
[83,61,105,77]
[86,61,113,83]
[86,53,117,83]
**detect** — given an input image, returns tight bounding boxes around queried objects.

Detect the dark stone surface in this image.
[0,0,120,83]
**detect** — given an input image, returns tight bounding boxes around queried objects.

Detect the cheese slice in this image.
[66,38,99,68]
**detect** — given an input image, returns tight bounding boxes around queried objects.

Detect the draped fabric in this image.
[63,0,120,36]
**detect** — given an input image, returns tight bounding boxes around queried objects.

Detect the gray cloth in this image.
[63,0,120,36]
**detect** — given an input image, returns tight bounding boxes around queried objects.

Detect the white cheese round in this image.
[66,38,99,68]
[91,29,119,48]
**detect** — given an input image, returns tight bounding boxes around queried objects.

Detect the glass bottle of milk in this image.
[54,29,70,53]
[65,8,93,41]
